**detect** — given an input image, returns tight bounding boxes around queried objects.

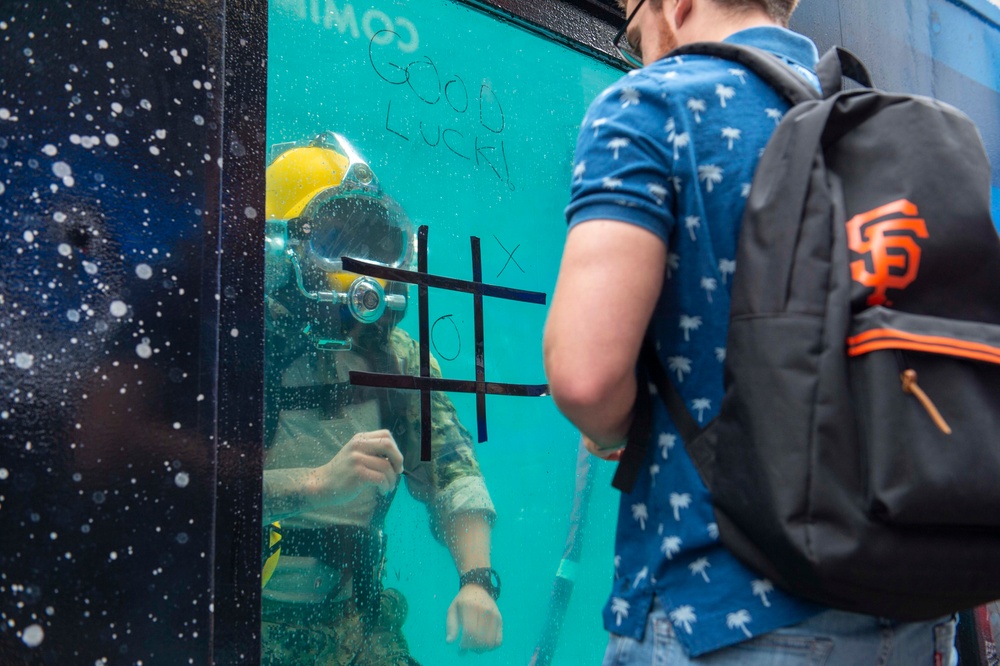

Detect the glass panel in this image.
[263,1,622,663]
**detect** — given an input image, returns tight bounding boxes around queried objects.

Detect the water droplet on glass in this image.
[67,309,80,322]
[109,300,128,317]
[15,352,34,369]
[58,243,72,256]
[135,341,152,359]
[21,624,44,648]
[135,263,153,279]
[174,471,190,488]
[52,161,72,178]
[0,468,9,480]
[23,230,34,242]
[42,144,58,156]
[105,133,119,147]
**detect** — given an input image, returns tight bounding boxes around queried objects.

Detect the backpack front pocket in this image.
[847,306,1000,527]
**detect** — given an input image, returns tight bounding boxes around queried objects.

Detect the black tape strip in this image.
[341,257,546,305]
[350,371,549,397]
[471,237,488,443]
[417,226,432,462]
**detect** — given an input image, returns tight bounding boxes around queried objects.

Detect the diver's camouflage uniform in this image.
[261,328,494,666]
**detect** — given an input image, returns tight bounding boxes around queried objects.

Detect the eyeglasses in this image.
[613,0,647,68]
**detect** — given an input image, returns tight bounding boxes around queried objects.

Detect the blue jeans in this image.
[602,598,957,666]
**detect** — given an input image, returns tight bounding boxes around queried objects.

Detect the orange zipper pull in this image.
[900,369,952,435]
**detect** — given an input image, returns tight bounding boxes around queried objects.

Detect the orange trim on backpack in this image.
[847,328,1000,365]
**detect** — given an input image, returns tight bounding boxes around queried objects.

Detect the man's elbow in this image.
[545,359,620,421]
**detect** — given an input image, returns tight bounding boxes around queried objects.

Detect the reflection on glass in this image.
[259,133,501,664]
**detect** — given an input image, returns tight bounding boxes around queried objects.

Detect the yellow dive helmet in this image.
[264,131,415,326]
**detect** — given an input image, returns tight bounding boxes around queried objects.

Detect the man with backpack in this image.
[259,132,503,664]
[544,0,962,663]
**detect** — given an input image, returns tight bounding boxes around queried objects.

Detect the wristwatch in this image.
[459,567,501,601]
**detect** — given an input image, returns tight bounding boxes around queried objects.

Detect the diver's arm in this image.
[443,511,503,651]
[443,510,493,574]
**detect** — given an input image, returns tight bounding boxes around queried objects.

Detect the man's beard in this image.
[656,20,679,60]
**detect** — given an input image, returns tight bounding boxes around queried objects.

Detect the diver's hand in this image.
[316,429,404,503]
[445,585,503,652]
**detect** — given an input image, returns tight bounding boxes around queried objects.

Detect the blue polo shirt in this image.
[565,27,822,656]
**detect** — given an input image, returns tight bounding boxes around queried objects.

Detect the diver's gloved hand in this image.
[317,429,404,502]
[446,584,503,653]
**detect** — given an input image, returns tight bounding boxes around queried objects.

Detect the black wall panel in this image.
[0,0,265,662]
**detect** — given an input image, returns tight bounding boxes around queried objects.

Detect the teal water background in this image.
[267,0,624,663]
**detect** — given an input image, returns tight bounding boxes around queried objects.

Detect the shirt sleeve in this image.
[387,329,496,542]
[565,71,679,244]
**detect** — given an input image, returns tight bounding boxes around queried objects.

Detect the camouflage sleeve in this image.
[387,329,496,540]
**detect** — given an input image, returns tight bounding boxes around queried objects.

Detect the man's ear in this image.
[673,0,693,29]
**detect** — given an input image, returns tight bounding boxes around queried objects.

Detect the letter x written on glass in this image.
[344,226,549,461]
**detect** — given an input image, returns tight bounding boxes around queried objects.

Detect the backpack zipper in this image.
[893,350,952,435]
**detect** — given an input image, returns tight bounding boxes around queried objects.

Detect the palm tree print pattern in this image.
[679,314,702,341]
[607,137,630,159]
[670,605,698,634]
[689,557,712,582]
[611,597,631,626]
[751,579,774,607]
[727,610,753,638]
[667,356,692,382]
[716,83,736,107]
[659,433,676,459]
[661,535,682,559]
[669,492,692,521]
[632,503,648,530]
[687,97,706,123]
[698,164,724,192]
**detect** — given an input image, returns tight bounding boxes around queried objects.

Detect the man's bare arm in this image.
[544,220,666,448]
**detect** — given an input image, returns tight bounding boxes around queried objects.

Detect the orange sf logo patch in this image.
[846,198,929,306]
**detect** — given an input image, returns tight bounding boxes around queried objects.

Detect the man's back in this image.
[563,26,821,656]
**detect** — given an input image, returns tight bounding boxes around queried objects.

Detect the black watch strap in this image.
[459,567,501,601]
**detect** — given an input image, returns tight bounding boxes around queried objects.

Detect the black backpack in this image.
[614,43,1000,620]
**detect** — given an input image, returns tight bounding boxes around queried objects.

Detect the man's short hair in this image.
[716,0,799,26]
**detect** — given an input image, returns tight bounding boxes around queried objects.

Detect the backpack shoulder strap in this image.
[668,41,820,105]
[816,46,873,97]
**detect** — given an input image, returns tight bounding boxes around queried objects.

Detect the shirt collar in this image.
[723,26,819,70]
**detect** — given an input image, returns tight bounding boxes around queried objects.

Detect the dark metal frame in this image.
[460,0,628,69]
